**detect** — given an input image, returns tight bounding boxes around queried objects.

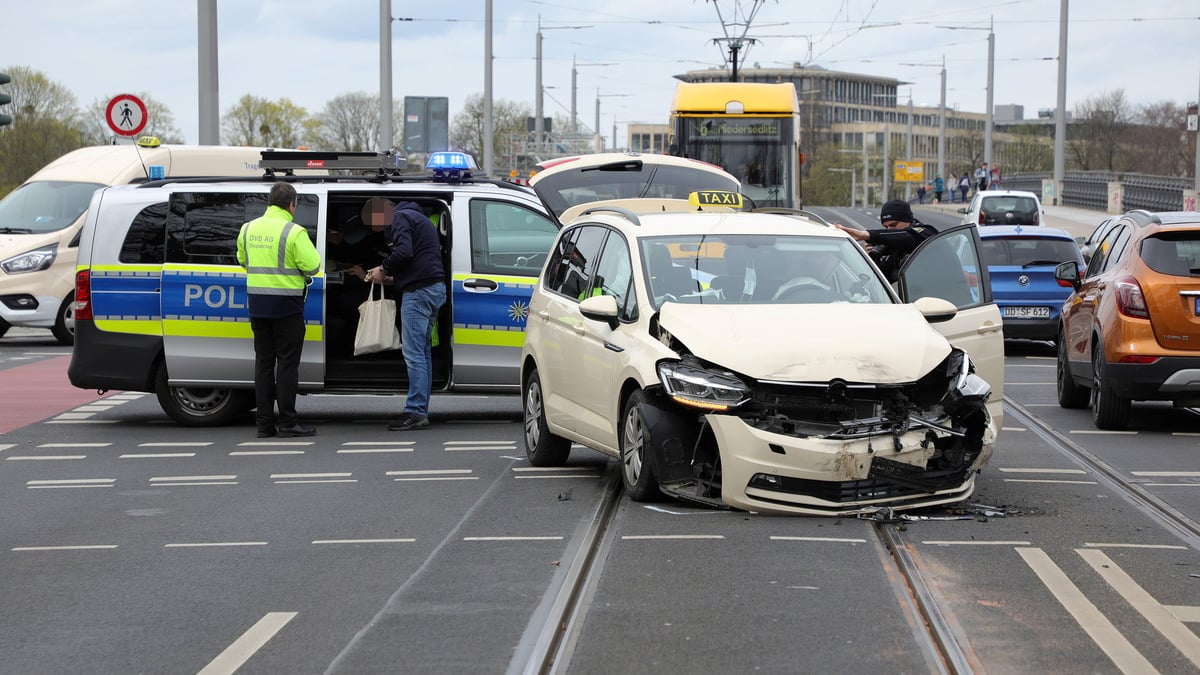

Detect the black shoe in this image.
[277,423,316,438]
[387,413,429,431]
[256,427,277,438]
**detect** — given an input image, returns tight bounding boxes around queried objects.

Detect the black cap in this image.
[880,199,914,223]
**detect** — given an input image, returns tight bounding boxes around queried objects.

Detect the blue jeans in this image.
[400,282,446,416]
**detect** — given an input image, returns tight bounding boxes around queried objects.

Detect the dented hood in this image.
[657,303,952,383]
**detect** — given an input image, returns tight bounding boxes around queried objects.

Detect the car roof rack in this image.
[1123,209,1162,228]
[748,207,831,226]
[260,150,405,176]
[578,205,641,226]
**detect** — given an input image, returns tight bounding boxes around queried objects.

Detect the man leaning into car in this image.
[834,199,937,283]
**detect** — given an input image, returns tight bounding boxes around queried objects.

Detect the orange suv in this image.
[1055,210,1200,429]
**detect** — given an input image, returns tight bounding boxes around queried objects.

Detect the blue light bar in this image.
[426,152,478,172]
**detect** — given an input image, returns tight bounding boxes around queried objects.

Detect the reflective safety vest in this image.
[237,205,321,316]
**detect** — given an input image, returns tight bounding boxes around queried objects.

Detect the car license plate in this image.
[1002,306,1050,319]
[1195,297,1200,316]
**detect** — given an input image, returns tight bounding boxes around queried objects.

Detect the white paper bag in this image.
[353,282,401,356]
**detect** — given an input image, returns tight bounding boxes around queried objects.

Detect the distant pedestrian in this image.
[916,184,926,204]
[933,174,945,204]
[959,173,970,202]
[975,162,990,193]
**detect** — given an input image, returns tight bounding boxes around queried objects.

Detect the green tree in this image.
[0,117,86,195]
[222,95,313,148]
[0,65,80,127]
[449,93,531,171]
[81,93,184,145]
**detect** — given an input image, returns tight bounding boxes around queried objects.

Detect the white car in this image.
[958,189,1045,227]
[519,204,1005,516]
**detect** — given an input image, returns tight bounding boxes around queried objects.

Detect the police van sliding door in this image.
[162,192,324,389]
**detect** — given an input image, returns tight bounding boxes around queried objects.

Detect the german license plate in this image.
[1002,306,1050,319]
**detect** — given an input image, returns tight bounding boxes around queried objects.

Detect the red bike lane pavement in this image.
[1,356,112,434]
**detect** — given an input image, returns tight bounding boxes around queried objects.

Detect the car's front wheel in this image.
[1057,329,1088,409]
[523,368,571,466]
[1091,342,1130,430]
[51,293,75,346]
[619,389,661,501]
[154,363,252,427]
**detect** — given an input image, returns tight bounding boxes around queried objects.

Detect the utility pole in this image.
[984,16,995,168]
[197,0,218,145]
[379,0,392,152]
[939,59,947,190]
[483,0,493,175]
[1053,0,1069,203]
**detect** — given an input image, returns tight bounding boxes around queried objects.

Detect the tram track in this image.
[1004,395,1200,551]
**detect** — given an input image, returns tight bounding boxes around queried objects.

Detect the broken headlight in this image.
[941,349,991,416]
[657,359,750,411]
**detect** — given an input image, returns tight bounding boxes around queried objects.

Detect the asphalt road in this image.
[4,304,1200,673]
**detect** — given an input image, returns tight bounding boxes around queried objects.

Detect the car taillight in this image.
[1114,275,1148,318]
[74,270,92,321]
[1118,355,1160,364]
[978,211,986,226]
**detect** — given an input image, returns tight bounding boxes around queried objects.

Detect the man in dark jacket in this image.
[365,198,446,430]
[834,199,937,283]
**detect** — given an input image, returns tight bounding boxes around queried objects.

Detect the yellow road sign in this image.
[893,161,924,183]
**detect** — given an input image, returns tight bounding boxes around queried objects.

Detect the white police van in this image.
[68,150,741,426]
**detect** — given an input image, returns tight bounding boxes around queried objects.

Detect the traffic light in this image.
[0,71,12,127]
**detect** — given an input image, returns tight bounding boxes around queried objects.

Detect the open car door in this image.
[897,223,1005,428]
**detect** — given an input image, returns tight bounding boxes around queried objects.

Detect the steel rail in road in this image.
[510,463,624,675]
[1005,396,1200,551]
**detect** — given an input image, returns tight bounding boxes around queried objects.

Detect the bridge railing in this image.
[1006,171,1194,213]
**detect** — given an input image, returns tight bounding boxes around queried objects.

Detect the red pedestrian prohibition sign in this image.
[106,94,148,137]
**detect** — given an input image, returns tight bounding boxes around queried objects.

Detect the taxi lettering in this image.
[184,283,246,309]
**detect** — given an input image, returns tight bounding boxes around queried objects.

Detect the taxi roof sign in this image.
[688,190,744,209]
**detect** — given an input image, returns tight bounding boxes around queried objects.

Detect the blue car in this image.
[978,225,1084,342]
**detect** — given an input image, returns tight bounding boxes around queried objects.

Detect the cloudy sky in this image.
[4,0,1198,145]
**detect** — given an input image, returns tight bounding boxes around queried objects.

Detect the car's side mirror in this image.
[1054,261,1081,290]
[913,296,958,323]
[579,294,620,329]
[956,207,968,214]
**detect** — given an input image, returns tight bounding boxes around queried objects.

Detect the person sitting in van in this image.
[326,209,392,355]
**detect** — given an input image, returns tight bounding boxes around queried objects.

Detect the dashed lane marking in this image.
[999,468,1088,474]
[45,420,118,424]
[7,455,86,460]
[622,535,726,540]
[139,442,213,447]
[1070,430,1139,435]
[463,536,564,542]
[312,538,415,545]
[12,545,118,551]
[1132,471,1200,477]
[26,478,114,489]
[196,612,297,675]
[922,540,1033,546]
[1083,543,1190,550]
[337,447,413,454]
[770,536,867,543]
[341,441,415,446]
[120,453,196,459]
[230,450,305,456]
[37,442,109,448]
[164,542,267,548]
[1003,479,1098,485]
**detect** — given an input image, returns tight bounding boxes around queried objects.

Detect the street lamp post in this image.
[535,19,590,154]
[937,19,995,167]
[571,57,615,134]
[595,90,631,152]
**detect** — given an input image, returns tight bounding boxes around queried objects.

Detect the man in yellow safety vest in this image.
[237,182,321,438]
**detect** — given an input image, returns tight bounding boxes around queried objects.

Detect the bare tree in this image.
[81,93,185,145]
[222,95,314,148]
[1128,100,1189,176]
[312,92,402,152]
[1069,89,1132,172]
[0,117,86,195]
[0,65,80,126]
[449,93,531,172]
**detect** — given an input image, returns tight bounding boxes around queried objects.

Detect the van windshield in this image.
[0,180,105,234]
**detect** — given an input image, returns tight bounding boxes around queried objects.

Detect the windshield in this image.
[980,237,1083,266]
[640,233,892,309]
[675,117,794,208]
[534,160,738,217]
[0,181,104,234]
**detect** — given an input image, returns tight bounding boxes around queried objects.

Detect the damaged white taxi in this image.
[519,201,1004,516]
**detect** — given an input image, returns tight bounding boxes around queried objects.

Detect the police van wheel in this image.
[155,364,252,427]
[51,293,75,346]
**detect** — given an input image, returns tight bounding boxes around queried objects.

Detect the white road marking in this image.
[1166,606,1200,623]
[394,476,480,481]
[1017,547,1158,674]
[106,394,144,399]
[274,479,358,484]
[139,442,213,447]
[444,441,514,446]
[270,473,351,479]
[1132,471,1200,477]
[87,400,127,406]
[1083,543,1189,550]
[463,536,564,541]
[151,478,237,482]
[51,413,97,420]
[513,474,599,479]
[1070,430,1139,435]
[229,450,305,456]
[196,611,296,675]
[120,453,196,459]
[26,485,113,489]
[0,444,13,453]
[7,455,86,460]
[770,536,867,543]
[622,535,726,540]
[1003,479,1098,485]
[46,420,119,424]
[444,445,517,451]
[386,469,472,476]
[1009,364,1055,367]
[1001,427,1028,431]
[1022,403,1059,407]
[1004,382,1051,385]
[512,466,599,472]
[27,478,114,485]
[1142,483,1200,487]
[236,441,315,446]
[37,442,109,448]
[312,538,415,545]
[151,475,236,482]
[1079,548,1200,670]
[923,540,1032,546]
[999,468,1088,474]
[12,545,118,551]
[342,441,414,446]
[164,542,267,548]
[71,406,112,412]
[336,448,413,454]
